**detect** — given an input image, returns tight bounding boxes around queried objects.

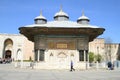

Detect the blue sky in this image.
[0,0,120,43]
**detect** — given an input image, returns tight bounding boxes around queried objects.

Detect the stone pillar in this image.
[84,50,87,70]
[87,53,89,69]
[84,50,86,62]
[37,50,40,62]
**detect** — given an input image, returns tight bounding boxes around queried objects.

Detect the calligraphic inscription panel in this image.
[48,42,75,49]
[56,43,67,49]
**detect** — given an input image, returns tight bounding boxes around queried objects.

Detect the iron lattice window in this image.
[40,49,45,61]
[79,50,84,61]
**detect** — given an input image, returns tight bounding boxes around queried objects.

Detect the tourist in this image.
[107,61,114,70]
[70,60,75,71]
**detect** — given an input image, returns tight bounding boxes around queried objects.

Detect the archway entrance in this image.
[3,38,13,59]
[5,50,11,58]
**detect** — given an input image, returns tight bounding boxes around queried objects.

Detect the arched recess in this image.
[3,38,13,59]
[16,49,22,60]
[57,52,67,58]
[57,52,68,68]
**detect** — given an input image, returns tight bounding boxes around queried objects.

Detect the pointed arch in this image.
[16,49,22,60]
[71,53,74,57]
[50,53,53,56]
[4,38,13,46]
[3,38,13,59]
[58,52,67,58]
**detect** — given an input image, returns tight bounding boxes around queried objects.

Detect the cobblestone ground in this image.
[0,64,120,80]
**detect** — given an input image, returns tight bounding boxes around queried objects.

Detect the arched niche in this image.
[57,52,67,58]
[16,49,22,60]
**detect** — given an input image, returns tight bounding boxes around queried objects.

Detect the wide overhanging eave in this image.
[19,27,105,42]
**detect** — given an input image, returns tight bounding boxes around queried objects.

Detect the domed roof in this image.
[77,11,89,21]
[34,11,46,20]
[34,10,47,24]
[54,6,69,18]
[78,15,89,20]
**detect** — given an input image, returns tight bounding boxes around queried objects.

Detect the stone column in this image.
[84,50,86,62]
[87,53,89,69]
[84,50,88,70]
[37,50,40,62]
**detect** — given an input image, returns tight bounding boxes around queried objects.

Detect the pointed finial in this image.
[60,5,63,11]
[82,10,85,16]
[40,10,42,16]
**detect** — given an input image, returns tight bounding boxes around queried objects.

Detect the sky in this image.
[0,0,120,43]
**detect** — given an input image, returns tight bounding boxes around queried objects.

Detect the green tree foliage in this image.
[89,52,95,63]
[95,54,102,63]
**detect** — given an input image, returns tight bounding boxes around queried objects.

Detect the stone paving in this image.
[0,64,120,80]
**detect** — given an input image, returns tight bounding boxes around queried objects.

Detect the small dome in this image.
[34,11,47,24]
[35,15,46,20]
[54,10,69,17]
[77,11,90,24]
[78,15,89,21]
[54,6,69,21]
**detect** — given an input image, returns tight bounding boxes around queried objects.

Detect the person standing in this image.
[30,61,34,69]
[70,60,75,71]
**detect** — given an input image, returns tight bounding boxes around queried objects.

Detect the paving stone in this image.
[0,64,120,80]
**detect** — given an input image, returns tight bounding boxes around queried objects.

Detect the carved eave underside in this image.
[19,27,105,42]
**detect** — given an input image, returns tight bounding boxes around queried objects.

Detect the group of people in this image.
[71,61,116,71]
[0,58,12,64]
[107,61,114,70]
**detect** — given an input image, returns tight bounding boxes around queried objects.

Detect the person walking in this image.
[70,60,75,71]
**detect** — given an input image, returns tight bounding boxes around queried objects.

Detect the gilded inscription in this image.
[48,41,76,49]
[57,43,67,49]
[48,42,55,49]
